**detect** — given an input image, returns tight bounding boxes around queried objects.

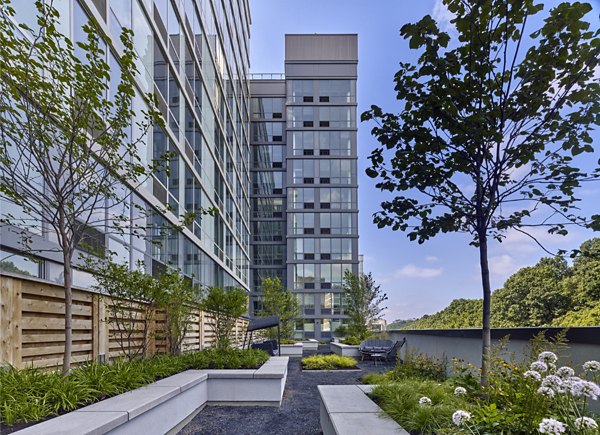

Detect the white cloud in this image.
[425,256,439,262]
[395,264,443,279]
[488,254,518,276]
[432,0,456,33]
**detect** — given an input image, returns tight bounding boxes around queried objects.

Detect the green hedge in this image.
[0,348,269,426]
[301,354,358,370]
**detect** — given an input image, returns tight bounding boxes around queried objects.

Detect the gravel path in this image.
[178,346,393,435]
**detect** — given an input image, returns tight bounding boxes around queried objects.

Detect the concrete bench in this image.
[318,385,409,435]
[14,357,288,435]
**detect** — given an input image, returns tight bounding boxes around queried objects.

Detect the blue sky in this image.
[249,0,600,321]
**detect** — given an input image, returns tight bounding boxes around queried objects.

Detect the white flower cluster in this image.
[555,366,574,379]
[537,386,555,398]
[538,418,566,434]
[574,416,598,430]
[538,351,558,364]
[583,360,600,372]
[570,379,600,400]
[524,370,542,381]
[531,361,549,373]
[418,396,432,406]
[452,410,471,427]
[541,375,566,394]
[454,386,467,396]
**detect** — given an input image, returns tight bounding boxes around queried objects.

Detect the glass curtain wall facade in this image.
[1,0,252,292]
[250,35,359,340]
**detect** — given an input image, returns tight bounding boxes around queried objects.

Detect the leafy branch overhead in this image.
[363,0,600,247]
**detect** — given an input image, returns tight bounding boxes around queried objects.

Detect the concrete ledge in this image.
[330,342,360,357]
[279,343,304,356]
[302,339,319,351]
[13,356,289,435]
[318,385,409,435]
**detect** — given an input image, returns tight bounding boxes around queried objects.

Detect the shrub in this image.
[198,286,247,350]
[386,349,447,382]
[370,379,469,435]
[301,354,358,370]
[340,336,362,345]
[0,348,269,426]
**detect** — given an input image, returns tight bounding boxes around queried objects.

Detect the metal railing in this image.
[249,73,285,80]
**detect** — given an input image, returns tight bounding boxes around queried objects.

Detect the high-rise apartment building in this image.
[250,35,359,340]
[0,4,359,342]
[1,0,252,293]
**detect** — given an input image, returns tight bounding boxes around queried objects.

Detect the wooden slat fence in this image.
[0,274,249,369]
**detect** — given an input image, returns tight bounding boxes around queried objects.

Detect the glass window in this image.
[251,122,284,142]
[318,80,354,103]
[252,198,284,218]
[0,249,41,277]
[252,171,283,195]
[251,98,284,118]
[252,145,284,168]
[320,238,353,260]
[319,107,353,128]
[292,160,315,183]
[320,213,352,235]
[287,80,313,102]
[293,238,315,260]
[319,188,353,209]
[253,245,285,266]
[290,213,315,234]
[252,221,284,242]
[287,107,314,127]
[294,263,315,288]
[291,131,315,155]
[288,188,315,209]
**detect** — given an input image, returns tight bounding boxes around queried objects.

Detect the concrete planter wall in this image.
[279,343,303,356]
[14,357,289,435]
[318,385,408,435]
[330,342,360,357]
[302,339,319,351]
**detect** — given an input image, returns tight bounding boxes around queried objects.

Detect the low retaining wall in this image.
[318,385,408,435]
[387,327,600,371]
[330,342,360,357]
[279,343,303,356]
[302,339,319,352]
[14,357,289,435]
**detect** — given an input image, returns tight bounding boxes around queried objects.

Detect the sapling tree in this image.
[343,271,388,339]
[362,0,599,386]
[92,261,162,361]
[259,276,300,340]
[0,2,176,373]
[199,286,247,350]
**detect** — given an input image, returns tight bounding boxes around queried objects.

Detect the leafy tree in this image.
[0,2,162,373]
[343,271,388,339]
[92,261,162,361]
[562,238,600,310]
[405,299,483,329]
[259,276,299,340]
[199,287,247,351]
[492,257,571,327]
[157,269,199,355]
[362,0,599,385]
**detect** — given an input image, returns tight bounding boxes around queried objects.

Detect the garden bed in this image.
[6,356,288,435]
[301,354,359,371]
[362,348,600,434]
[0,348,270,433]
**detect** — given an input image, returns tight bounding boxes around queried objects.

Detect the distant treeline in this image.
[391,238,600,330]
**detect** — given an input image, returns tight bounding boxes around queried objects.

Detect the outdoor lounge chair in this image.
[358,338,406,362]
[251,339,278,356]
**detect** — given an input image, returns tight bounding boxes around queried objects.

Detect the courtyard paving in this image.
[178,345,393,435]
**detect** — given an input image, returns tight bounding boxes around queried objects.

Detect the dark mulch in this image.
[178,345,394,435]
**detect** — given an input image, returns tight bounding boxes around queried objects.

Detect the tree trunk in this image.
[62,252,73,375]
[478,231,492,388]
